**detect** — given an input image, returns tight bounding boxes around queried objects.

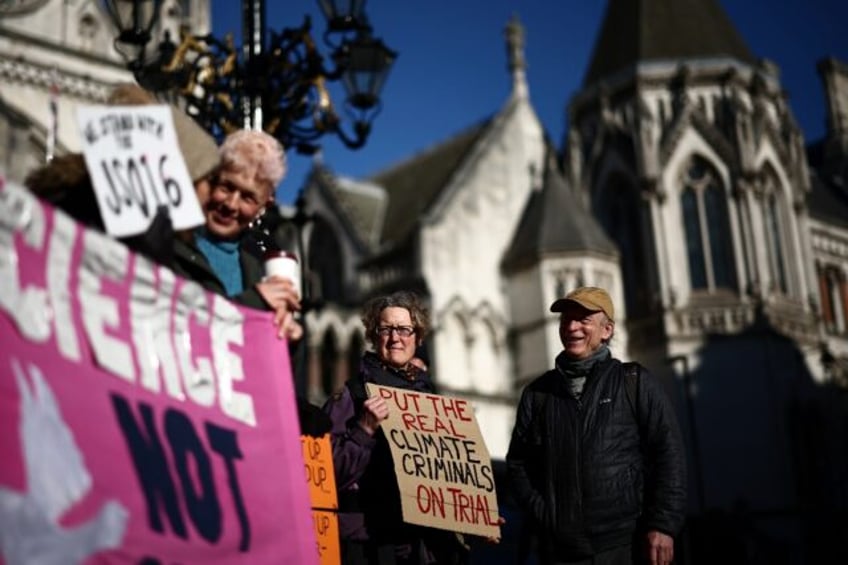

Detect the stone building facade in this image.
[0,0,209,183]
[297,10,848,550]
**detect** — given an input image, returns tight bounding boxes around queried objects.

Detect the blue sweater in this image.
[195,230,243,296]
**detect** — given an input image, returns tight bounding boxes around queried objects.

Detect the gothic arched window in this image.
[180,0,192,18]
[682,188,707,288]
[827,268,846,334]
[308,218,344,302]
[78,13,99,52]
[818,263,847,335]
[705,183,736,288]
[347,332,365,385]
[680,157,737,291]
[762,173,789,295]
[320,330,338,398]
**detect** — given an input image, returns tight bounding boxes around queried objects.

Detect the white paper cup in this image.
[263,251,301,297]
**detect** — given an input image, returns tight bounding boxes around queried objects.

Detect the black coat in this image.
[506,356,687,560]
[171,230,325,431]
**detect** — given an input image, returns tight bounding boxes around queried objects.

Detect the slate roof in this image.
[584,0,757,86]
[501,150,618,274]
[323,172,387,248]
[367,118,493,246]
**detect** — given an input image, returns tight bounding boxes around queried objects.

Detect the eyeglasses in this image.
[376,325,416,338]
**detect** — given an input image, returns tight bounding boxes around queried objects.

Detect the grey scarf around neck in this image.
[556,344,611,400]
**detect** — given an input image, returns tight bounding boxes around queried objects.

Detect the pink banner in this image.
[0,181,317,565]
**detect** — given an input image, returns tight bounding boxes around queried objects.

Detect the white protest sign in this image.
[76,105,205,237]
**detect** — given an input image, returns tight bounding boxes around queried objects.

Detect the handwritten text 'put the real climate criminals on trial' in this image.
[366,384,500,537]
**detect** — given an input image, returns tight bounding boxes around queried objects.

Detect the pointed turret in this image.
[505,13,528,99]
[502,148,617,274]
[584,0,756,86]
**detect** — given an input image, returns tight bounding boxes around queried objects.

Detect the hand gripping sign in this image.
[365,384,501,539]
[77,105,205,238]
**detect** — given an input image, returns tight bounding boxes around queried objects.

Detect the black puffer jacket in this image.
[506,356,686,560]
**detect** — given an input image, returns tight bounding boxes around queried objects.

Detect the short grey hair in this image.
[361,291,431,347]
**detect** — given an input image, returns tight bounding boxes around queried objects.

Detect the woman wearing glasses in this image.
[323,291,468,564]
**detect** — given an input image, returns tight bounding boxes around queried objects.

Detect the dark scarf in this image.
[364,351,431,387]
[555,345,611,400]
[348,351,433,406]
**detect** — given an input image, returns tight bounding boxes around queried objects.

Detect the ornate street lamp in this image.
[101,0,163,68]
[103,0,397,154]
[102,0,394,398]
[317,0,367,33]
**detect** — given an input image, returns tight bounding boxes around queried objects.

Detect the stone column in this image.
[333,348,350,394]
[307,343,322,405]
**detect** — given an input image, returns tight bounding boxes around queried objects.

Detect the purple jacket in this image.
[322,352,433,542]
[323,353,471,563]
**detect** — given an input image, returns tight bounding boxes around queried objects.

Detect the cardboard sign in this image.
[302,434,339,511]
[0,181,317,564]
[365,384,501,538]
[312,510,340,565]
[302,434,340,565]
[76,104,204,238]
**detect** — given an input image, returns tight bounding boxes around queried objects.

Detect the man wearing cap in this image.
[507,287,686,565]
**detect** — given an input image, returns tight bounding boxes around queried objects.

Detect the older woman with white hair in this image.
[172,128,302,340]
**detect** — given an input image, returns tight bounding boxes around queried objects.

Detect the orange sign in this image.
[312,509,340,564]
[301,433,340,565]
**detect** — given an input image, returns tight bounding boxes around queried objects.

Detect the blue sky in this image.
[211,1,848,205]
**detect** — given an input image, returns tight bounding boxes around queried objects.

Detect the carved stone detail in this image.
[0,54,113,101]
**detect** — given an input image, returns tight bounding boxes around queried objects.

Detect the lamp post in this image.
[101,0,397,154]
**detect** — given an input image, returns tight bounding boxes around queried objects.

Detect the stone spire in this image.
[505,13,528,99]
[584,0,756,86]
